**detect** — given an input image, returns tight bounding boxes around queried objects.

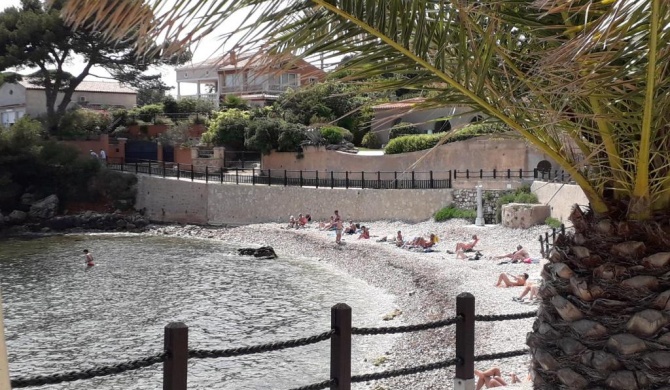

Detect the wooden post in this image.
[449,170,452,188]
[0,289,11,390]
[135,161,139,174]
[519,168,523,179]
[268,169,272,186]
[361,171,365,189]
[539,235,545,258]
[149,160,152,176]
[299,170,303,187]
[163,322,188,390]
[377,171,381,189]
[479,169,483,179]
[545,232,550,253]
[220,167,223,183]
[411,171,415,188]
[454,293,475,390]
[315,170,319,188]
[177,163,180,180]
[330,303,351,390]
[507,169,511,179]
[466,169,469,179]
[252,168,256,185]
[190,165,194,182]
[205,166,209,183]
[493,168,497,179]
[394,171,398,189]
[345,171,349,188]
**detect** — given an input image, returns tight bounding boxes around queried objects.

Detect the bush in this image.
[92,169,137,210]
[154,116,174,126]
[434,205,477,222]
[389,122,420,139]
[545,217,561,229]
[202,109,250,149]
[157,122,192,147]
[385,133,444,154]
[319,126,344,145]
[495,186,539,222]
[57,109,111,138]
[361,132,382,149]
[135,104,164,123]
[245,117,284,154]
[277,123,308,152]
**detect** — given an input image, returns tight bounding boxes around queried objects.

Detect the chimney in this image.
[229,50,237,66]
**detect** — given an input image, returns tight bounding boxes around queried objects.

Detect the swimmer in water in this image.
[83,249,95,267]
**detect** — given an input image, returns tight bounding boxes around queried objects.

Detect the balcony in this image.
[220,83,298,94]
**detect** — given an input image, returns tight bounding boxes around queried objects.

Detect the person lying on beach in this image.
[513,282,539,302]
[358,226,370,239]
[494,245,529,262]
[320,216,335,230]
[407,234,439,249]
[455,235,479,253]
[344,221,357,235]
[474,367,521,389]
[298,213,308,228]
[496,273,529,287]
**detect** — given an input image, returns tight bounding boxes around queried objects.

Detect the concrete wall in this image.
[25,89,135,117]
[531,181,589,223]
[262,137,557,188]
[135,175,454,225]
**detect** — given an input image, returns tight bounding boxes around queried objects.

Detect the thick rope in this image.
[351,357,460,382]
[474,311,537,321]
[288,378,335,390]
[352,316,461,335]
[188,330,335,359]
[10,352,166,388]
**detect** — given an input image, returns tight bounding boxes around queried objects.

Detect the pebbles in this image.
[148,219,547,389]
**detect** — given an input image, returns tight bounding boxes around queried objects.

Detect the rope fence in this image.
[539,223,566,257]
[9,293,536,390]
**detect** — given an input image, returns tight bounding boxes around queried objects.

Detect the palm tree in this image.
[59,0,670,388]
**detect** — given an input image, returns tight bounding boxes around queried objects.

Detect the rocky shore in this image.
[148,219,551,389]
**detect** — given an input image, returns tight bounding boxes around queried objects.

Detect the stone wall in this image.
[531,181,589,223]
[135,175,454,225]
[451,189,513,223]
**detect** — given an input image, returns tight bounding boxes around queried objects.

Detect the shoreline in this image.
[148,219,546,389]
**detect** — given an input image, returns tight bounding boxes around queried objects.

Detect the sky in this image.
[1,0,247,96]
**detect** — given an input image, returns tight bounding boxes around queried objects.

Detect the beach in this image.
[149,218,549,389]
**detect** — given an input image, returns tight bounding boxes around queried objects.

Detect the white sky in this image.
[1,0,243,96]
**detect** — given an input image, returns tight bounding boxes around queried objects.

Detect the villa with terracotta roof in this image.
[0,80,136,126]
[371,98,485,144]
[175,50,327,107]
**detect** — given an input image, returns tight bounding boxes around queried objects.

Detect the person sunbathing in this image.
[474,367,521,389]
[358,226,370,239]
[455,234,479,252]
[513,282,539,302]
[297,213,308,228]
[494,245,529,261]
[320,216,335,230]
[496,273,529,287]
[408,234,439,249]
[395,230,404,247]
[344,221,357,235]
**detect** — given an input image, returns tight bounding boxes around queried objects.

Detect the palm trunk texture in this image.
[528,206,670,389]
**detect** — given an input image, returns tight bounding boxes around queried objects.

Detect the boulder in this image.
[20,193,35,206]
[238,246,278,259]
[29,194,59,220]
[8,210,28,224]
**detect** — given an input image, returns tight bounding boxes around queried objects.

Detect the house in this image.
[0,80,137,126]
[175,50,327,107]
[371,98,484,144]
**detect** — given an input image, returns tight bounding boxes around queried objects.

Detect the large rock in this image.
[502,203,550,229]
[29,195,59,219]
[8,210,28,224]
[238,246,278,259]
[20,193,35,206]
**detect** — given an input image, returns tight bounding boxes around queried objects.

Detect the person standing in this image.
[89,149,99,159]
[335,219,343,244]
[83,249,95,267]
[99,148,107,165]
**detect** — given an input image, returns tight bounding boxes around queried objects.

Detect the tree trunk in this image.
[529,206,670,389]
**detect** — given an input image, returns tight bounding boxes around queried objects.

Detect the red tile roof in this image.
[19,80,136,94]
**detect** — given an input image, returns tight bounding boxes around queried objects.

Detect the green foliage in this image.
[162,96,179,117]
[57,109,111,139]
[91,169,137,210]
[203,109,250,149]
[133,104,163,123]
[389,122,420,139]
[277,122,308,152]
[545,217,561,229]
[384,133,444,154]
[320,126,345,144]
[245,118,307,154]
[361,132,382,149]
[157,122,194,147]
[223,95,250,110]
[495,186,539,222]
[384,122,508,154]
[154,116,174,126]
[434,205,477,222]
[176,98,215,114]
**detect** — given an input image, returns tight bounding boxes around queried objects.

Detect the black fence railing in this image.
[9,293,535,389]
[539,224,566,258]
[453,168,572,182]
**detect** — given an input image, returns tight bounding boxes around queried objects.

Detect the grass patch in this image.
[434,205,477,222]
[495,185,539,222]
[545,217,561,228]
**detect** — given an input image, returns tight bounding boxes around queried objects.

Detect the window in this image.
[280,73,298,86]
[434,120,451,132]
[79,96,87,103]
[308,77,318,84]
[184,73,188,78]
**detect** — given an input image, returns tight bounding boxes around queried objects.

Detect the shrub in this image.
[57,109,111,138]
[320,126,344,144]
[202,109,250,149]
[188,114,208,125]
[434,205,477,222]
[157,122,192,147]
[545,217,561,229]
[389,122,420,139]
[245,117,284,154]
[222,95,249,110]
[361,132,382,149]
[277,123,308,152]
[154,116,174,126]
[135,104,164,123]
[385,133,443,154]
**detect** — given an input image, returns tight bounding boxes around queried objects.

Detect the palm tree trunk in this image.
[528,206,670,389]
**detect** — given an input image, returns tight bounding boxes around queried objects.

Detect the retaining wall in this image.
[135,175,454,225]
[531,181,589,222]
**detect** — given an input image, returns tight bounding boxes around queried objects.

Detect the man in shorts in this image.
[335,219,343,244]
[83,249,95,267]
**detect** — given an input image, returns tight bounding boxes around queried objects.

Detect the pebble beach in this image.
[149,219,551,389]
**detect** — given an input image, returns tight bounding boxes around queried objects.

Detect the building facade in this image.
[0,80,136,126]
[175,51,327,107]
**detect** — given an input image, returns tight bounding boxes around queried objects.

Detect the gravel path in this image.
[148,219,549,389]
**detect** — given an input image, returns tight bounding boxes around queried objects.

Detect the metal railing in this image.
[453,168,572,182]
[10,293,535,389]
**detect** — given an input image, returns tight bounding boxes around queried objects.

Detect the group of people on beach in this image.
[287,213,311,229]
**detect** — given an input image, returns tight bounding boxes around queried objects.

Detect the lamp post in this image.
[0,288,10,390]
[475,184,485,226]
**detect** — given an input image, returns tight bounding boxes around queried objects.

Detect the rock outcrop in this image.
[29,194,59,219]
[237,246,278,259]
